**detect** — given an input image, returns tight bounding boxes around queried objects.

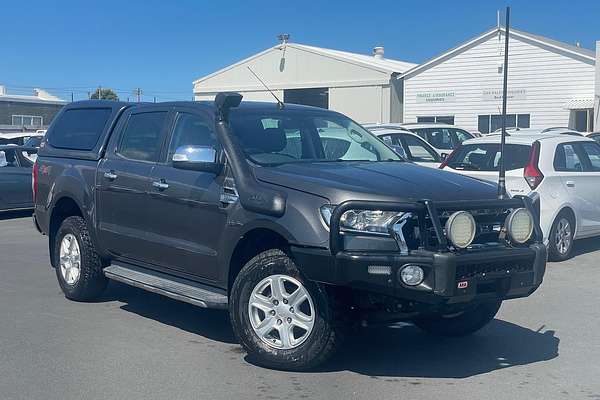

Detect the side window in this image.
[47,108,112,150]
[427,129,453,150]
[168,113,217,161]
[401,134,438,162]
[580,142,600,172]
[118,111,167,162]
[554,143,583,172]
[453,129,473,144]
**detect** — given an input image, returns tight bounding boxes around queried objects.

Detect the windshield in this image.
[229,109,400,165]
[411,128,473,150]
[447,143,531,171]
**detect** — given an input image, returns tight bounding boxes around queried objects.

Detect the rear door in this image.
[97,107,171,262]
[0,149,32,209]
[144,109,227,281]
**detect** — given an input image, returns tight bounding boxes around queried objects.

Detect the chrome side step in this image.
[103,264,228,309]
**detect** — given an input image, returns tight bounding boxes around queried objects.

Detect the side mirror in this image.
[172,145,222,174]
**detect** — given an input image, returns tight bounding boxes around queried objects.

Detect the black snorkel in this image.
[214,92,287,217]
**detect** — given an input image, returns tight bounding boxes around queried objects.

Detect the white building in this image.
[193,27,597,132]
[402,27,597,133]
[193,41,416,124]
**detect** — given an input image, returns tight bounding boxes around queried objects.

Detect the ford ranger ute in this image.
[33,93,546,370]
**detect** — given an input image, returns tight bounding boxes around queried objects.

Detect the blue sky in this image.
[1,0,599,101]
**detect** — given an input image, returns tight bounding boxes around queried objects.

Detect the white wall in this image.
[403,32,596,133]
[329,85,390,124]
[193,45,390,94]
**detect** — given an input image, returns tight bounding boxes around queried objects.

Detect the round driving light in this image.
[445,211,476,249]
[400,265,425,286]
[506,208,534,244]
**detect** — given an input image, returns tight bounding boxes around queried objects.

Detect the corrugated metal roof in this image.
[193,43,417,84]
[289,44,417,74]
[564,98,595,109]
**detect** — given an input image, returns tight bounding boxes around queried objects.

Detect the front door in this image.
[145,110,227,281]
[96,108,170,262]
[575,141,600,235]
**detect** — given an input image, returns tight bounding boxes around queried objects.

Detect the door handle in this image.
[103,171,118,180]
[566,181,575,188]
[152,180,169,190]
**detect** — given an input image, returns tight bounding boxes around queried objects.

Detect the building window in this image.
[477,114,530,134]
[283,88,328,109]
[417,116,454,125]
[12,115,44,127]
[572,109,594,132]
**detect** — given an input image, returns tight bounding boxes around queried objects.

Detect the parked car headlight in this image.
[320,205,400,234]
[505,208,534,244]
[445,211,476,249]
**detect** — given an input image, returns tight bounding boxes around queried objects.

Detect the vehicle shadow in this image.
[100,281,559,379]
[0,209,32,220]
[99,281,237,344]
[313,320,559,378]
[574,237,600,257]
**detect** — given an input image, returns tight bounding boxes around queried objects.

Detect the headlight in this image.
[320,205,401,234]
[445,211,476,249]
[505,208,534,244]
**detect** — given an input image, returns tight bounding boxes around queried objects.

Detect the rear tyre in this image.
[53,216,108,301]
[229,249,340,371]
[548,211,575,262]
[413,300,501,337]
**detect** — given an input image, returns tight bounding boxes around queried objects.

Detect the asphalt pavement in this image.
[1,212,599,399]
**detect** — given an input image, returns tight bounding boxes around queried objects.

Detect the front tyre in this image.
[229,249,340,371]
[53,216,108,301]
[413,300,501,337]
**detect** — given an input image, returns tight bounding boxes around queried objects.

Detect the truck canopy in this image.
[40,100,131,160]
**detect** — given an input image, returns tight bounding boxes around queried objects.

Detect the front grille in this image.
[456,258,534,280]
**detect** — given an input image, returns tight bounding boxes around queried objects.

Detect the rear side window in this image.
[554,143,583,172]
[118,112,167,162]
[447,143,531,171]
[47,108,112,150]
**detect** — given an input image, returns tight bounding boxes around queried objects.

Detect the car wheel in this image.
[54,216,108,301]
[229,249,340,371]
[413,301,501,337]
[548,211,575,262]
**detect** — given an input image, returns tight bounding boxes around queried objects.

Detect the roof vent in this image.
[373,46,385,59]
[576,41,581,48]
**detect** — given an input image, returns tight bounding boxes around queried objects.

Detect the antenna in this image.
[246,66,284,109]
[498,6,510,199]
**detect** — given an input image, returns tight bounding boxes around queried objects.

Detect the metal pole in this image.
[498,6,510,199]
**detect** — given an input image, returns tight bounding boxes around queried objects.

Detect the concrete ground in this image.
[1,212,599,399]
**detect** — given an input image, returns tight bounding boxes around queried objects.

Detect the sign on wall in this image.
[482,88,527,101]
[416,91,456,103]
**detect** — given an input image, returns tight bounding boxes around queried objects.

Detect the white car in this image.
[490,126,583,136]
[398,123,477,158]
[363,125,441,168]
[440,133,600,261]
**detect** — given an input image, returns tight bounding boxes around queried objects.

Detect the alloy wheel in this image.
[59,234,81,285]
[248,274,315,350]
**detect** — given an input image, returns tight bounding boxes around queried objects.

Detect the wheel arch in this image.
[48,196,86,268]
[226,226,290,293]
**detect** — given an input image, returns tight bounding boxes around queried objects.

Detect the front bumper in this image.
[292,196,547,305]
[292,243,546,305]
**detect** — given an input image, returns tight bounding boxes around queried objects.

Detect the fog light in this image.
[506,208,534,244]
[445,211,476,249]
[400,265,424,286]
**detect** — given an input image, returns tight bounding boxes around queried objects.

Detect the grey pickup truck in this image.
[33,93,546,370]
